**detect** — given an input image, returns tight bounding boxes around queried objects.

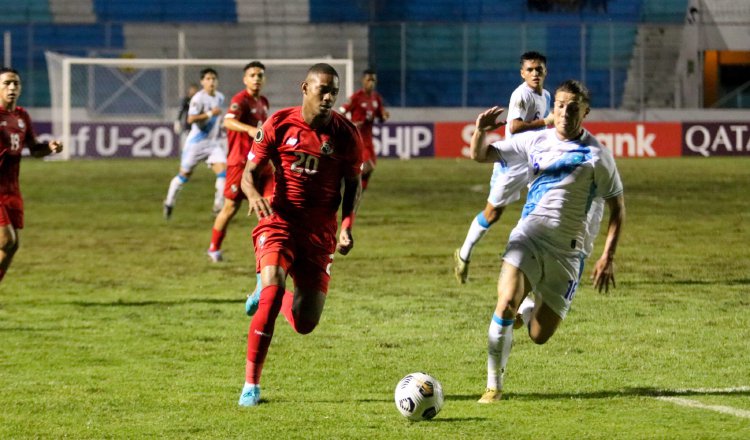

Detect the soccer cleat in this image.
[454,248,470,284]
[163,203,173,220]
[514,296,535,329]
[245,288,260,316]
[238,383,261,407]
[207,249,223,263]
[477,387,502,403]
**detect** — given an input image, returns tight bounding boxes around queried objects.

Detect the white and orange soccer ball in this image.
[394,372,444,421]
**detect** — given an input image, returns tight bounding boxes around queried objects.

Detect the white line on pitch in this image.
[656,397,750,419]
[662,386,750,394]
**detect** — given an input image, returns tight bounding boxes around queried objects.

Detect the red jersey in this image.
[225,90,269,167]
[0,106,36,197]
[340,89,386,141]
[249,107,362,225]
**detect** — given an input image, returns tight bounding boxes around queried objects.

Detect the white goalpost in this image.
[45,52,355,160]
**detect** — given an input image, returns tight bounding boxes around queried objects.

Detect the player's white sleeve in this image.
[490,131,531,167]
[594,147,623,199]
[505,89,527,122]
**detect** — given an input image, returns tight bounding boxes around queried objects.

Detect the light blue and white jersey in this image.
[504,83,551,139]
[186,89,225,145]
[490,128,622,254]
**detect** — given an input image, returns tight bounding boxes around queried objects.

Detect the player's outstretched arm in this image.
[336,174,362,256]
[30,140,63,158]
[241,160,272,219]
[224,117,260,138]
[592,194,625,293]
[470,107,505,162]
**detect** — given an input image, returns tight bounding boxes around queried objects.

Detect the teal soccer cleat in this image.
[245,274,262,316]
[238,383,261,407]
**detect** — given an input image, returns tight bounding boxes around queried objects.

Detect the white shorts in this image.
[502,229,585,319]
[180,139,226,171]
[487,161,528,207]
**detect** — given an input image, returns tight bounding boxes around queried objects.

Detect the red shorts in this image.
[252,213,336,293]
[224,163,275,201]
[223,164,246,201]
[0,195,23,229]
[361,137,376,164]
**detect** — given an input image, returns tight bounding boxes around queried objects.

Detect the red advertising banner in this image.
[434,122,505,158]
[434,121,682,158]
[585,122,682,158]
[682,122,750,157]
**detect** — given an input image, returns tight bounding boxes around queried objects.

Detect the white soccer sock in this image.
[486,314,514,390]
[165,175,186,206]
[459,216,490,261]
[518,295,536,328]
[214,176,226,210]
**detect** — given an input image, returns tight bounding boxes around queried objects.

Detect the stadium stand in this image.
[0,0,690,108]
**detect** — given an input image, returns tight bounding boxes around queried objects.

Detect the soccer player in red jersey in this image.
[339,68,389,190]
[0,67,63,284]
[207,61,270,263]
[237,63,363,406]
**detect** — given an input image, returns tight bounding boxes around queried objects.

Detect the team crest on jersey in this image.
[255,128,264,143]
[17,118,25,129]
[320,141,334,155]
[517,100,526,111]
[230,103,239,111]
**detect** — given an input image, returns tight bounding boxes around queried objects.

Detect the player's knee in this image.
[0,235,18,254]
[529,332,552,345]
[294,318,318,335]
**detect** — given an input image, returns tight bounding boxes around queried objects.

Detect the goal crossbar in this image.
[46,52,354,159]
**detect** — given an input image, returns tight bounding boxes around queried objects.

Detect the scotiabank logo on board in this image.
[682,122,750,157]
[433,121,682,158]
[586,122,682,158]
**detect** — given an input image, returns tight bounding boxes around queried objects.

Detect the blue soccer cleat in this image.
[245,274,262,316]
[238,383,261,407]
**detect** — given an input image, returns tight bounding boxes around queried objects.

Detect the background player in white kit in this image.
[469,80,625,403]
[454,51,554,284]
[163,68,227,219]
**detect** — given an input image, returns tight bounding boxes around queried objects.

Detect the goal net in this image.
[45,52,354,160]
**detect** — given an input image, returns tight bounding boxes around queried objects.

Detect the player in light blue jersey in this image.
[470,80,625,403]
[455,51,554,284]
[164,68,227,219]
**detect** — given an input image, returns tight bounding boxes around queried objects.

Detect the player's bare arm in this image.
[470,107,505,162]
[592,194,625,293]
[241,160,272,218]
[188,107,221,124]
[224,117,259,138]
[336,174,362,255]
[509,116,550,135]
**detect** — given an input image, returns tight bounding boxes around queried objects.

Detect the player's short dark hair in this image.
[307,63,339,79]
[200,67,218,79]
[362,68,376,77]
[0,67,20,76]
[520,51,547,66]
[555,79,591,105]
[244,61,265,72]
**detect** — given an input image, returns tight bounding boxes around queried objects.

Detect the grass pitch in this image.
[1,157,749,439]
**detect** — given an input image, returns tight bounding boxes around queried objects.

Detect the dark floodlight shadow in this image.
[70,298,240,307]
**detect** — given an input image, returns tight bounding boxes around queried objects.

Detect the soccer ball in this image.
[394,372,444,421]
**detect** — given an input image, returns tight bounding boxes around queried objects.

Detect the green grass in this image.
[1,157,749,439]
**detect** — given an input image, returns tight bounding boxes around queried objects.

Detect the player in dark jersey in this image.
[339,68,389,190]
[207,61,270,263]
[237,63,363,407]
[0,67,63,284]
